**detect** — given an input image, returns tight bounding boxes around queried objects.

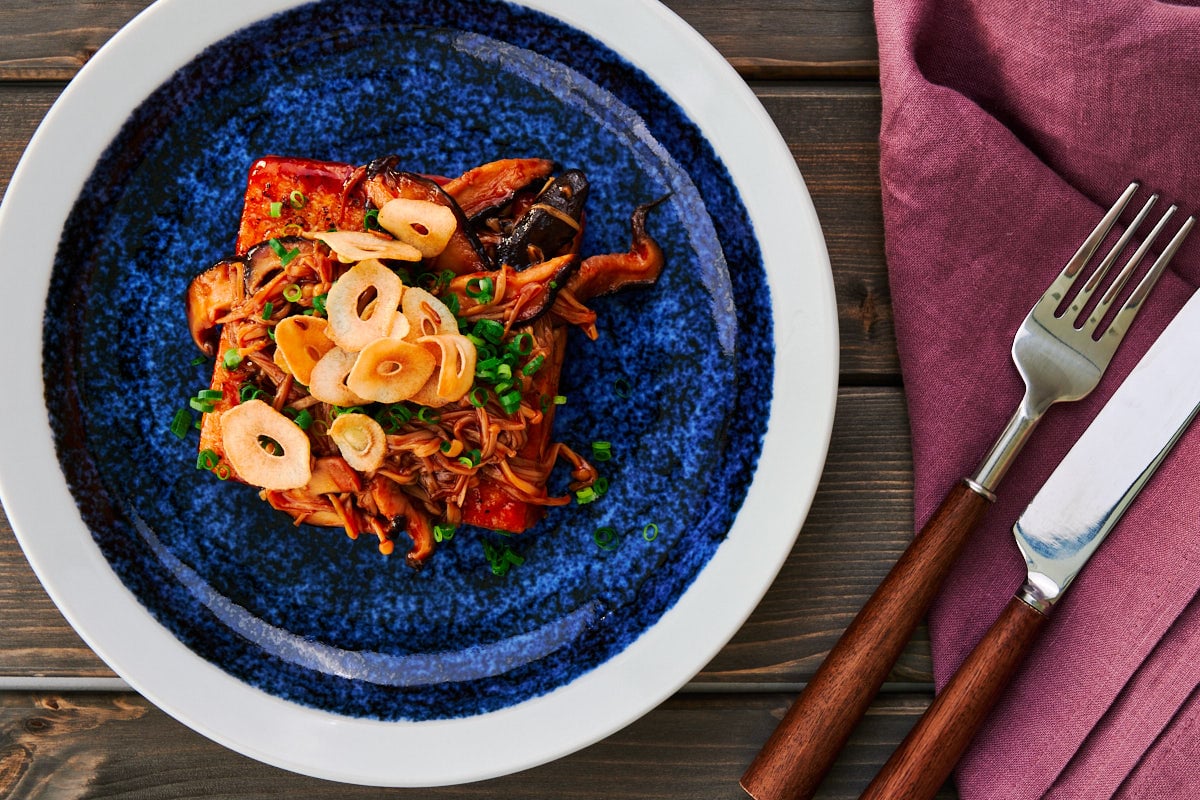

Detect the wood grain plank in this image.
[0,691,951,799]
[755,83,894,383]
[662,0,879,78]
[0,1,877,82]
[0,387,925,682]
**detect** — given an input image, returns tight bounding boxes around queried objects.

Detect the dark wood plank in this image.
[0,691,950,799]
[755,83,893,383]
[663,0,879,78]
[0,1,877,82]
[0,387,924,681]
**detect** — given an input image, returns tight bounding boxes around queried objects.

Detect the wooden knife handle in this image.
[740,481,991,800]
[859,595,1049,800]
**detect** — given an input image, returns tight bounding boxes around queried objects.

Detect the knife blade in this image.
[859,280,1200,800]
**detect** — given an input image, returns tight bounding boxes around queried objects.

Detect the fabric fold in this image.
[875,1,1200,797]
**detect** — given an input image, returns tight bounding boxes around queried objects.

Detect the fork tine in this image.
[1082,204,1177,335]
[1098,214,1196,343]
[1036,182,1139,310]
[1066,193,1158,320]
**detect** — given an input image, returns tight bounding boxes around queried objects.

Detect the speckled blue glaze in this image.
[42,0,772,721]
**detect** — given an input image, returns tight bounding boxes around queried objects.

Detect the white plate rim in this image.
[0,0,837,786]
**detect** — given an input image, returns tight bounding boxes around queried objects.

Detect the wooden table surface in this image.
[0,2,957,797]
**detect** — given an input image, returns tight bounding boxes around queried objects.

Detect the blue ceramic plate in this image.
[0,0,836,786]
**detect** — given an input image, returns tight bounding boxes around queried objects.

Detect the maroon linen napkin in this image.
[875,1,1200,798]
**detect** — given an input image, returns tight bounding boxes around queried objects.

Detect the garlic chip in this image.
[308,347,371,407]
[304,230,422,263]
[219,400,312,490]
[325,259,404,352]
[347,338,436,403]
[400,286,460,340]
[377,198,458,258]
[410,333,477,406]
[328,413,387,473]
[274,315,335,385]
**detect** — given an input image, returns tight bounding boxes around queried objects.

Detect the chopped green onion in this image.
[261,301,274,320]
[222,348,243,369]
[465,276,495,303]
[643,523,660,542]
[312,293,327,315]
[189,355,208,367]
[196,449,220,471]
[283,284,303,303]
[476,356,503,376]
[434,524,456,543]
[443,292,460,315]
[481,539,525,575]
[614,377,633,399]
[288,190,307,208]
[189,397,215,414]
[169,408,192,439]
[591,441,613,461]
[268,237,300,267]
[468,387,489,407]
[238,384,265,403]
[291,408,313,431]
[593,526,619,551]
[554,395,567,405]
[521,354,545,376]
[268,201,283,218]
[472,319,505,345]
[499,389,522,415]
[364,208,380,230]
[416,407,439,424]
[197,389,223,401]
[213,464,231,481]
[576,487,598,505]
[507,333,534,357]
[331,405,365,418]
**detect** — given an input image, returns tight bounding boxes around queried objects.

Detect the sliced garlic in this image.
[410,333,477,406]
[273,342,293,376]
[347,337,436,403]
[325,259,403,352]
[308,347,371,406]
[274,315,335,385]
[220,399,312,490]
[328,413,387,473]
[400,286,459,340]
[377,198,458,258]
[304,230,422,263]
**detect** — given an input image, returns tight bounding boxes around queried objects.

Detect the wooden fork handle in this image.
[859,595,1049,800]
[740,481,991,800]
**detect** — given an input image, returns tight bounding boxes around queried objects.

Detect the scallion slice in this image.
[169,408,192,439]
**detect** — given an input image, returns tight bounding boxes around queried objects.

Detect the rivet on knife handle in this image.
[739,184,1189,800]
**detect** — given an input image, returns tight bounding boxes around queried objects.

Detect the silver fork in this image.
[741,182,1195,800]
[969,182,1195,497]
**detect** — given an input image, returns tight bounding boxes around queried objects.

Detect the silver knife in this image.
[859,280,1200,800]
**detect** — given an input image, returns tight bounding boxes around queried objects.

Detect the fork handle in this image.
[740,481,991,800]
[859,594,1049,800]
